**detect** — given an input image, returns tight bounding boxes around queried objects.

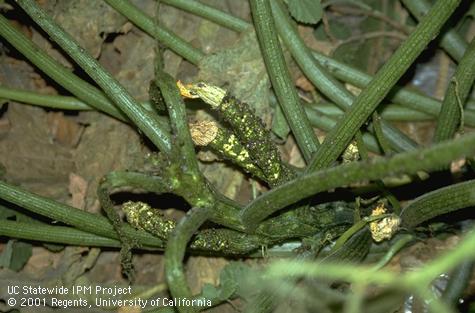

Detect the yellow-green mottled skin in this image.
[179,82,293,186]
[191,228,268,253]
[148,80,167,113]
[219,94,288,186]
[123,201,175,239]
[122,201,269,254]
[210,127,267,181]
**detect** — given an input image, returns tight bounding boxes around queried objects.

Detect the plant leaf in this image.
[286,0,323,24]
[0,240,13,268]
[9,241,32,271]
[0,240,32,271]
[219,261,250,297]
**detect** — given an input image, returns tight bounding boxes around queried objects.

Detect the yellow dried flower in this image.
[369,202,400,242]
[342,140,360,163]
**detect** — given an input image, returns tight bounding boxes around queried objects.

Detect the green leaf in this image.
[219,261,250,297]
[0,240,32,271]
[200,284,222,301]
[0,240,13,268]
[43,243,65,252]
[313,19,352,41]
[0,204,17,220]
[197,262,251,306]
[9,241,32,271]
[286,0,323,24]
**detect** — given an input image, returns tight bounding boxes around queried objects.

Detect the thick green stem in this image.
[160,0,250,33]
[0,85,172,131]
[0,180,114,238]
[319,228,372,263]
[307,0,461,172]
[103,170,244,231]
[271,0,353,111]
[241,131,475,229]
[308,102,434,121]
[373,121,417,152]
[311,51,475,127]
[17,0,173,154]
[250,0,319,162]
[103,170,171,193]
[0,85,90,110]
[0,220,122,248]
[400,179,475,229]
[154,73,202,179]
[372,112,393,154]
[271,0,418,154]
[401,0,467,62]
[97,179,136,279]
[434,37,475,142]
[0,15,124,119]
[165,206,212,313]
[155,0,475,131]
[306,108,382,153]
[104,0,204,65]
[0,180,164,247]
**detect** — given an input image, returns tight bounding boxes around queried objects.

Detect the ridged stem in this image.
[17,0,173,154]
[0,220,122,248]
[311,51,475,127]
[307,0,461,172]
[164,206,211,313]
[271,0,418,153]
[401,0,468,62]
[0,85,89,110]
[241,131,475,229]
[433,37,475,142]
[249,0,319,162]
[104,0,204,64]
[400,179,475,228]
[160,0,250,33]
[0,15,124,119]
[0,180,164,247]
[155,73,202,178]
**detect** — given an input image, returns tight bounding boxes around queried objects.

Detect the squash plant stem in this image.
[16,0,173,155]
[306,0,461,172]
